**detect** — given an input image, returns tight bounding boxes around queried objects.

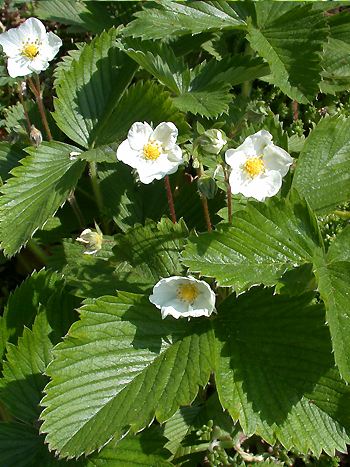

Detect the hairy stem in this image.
[27,75,52,141]
[18,83,31,136]
[164,175,177,223]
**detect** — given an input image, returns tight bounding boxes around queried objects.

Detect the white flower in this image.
[225,130,293,202]
[76,227,103,255]
[149,276,216,319]
[0,17,62,78]
[116,121,183,184]
[199,129,227,154]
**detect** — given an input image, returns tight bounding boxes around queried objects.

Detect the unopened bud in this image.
[76,226,103,255]
[198,129,227,155]
[198,175,217,199]
[20,81,27,96]
[30,124,42,147]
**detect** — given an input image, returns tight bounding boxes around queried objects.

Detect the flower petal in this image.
[7,56,32,77]
[225,148,249,170]
[166,144,183,163]
[28,57,49,73]
[151,122,178,149]
[19,17,47,41]
[116,139,142,169]
[0,30,21,57]
[42,31,62,60]
[241,171,282,201]
[263,144,293,176]
[127,122,153,151]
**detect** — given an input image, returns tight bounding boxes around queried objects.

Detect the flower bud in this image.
[198,129,227,155]
[30,124,42,147]
[198,175,217,199]
[76,227,103,255]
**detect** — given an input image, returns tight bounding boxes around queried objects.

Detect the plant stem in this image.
[292,100,299,121]
[334,210,350,220]
[223,165,232,224]
[201,195,212,232]
[68,191,85,229]
[27,75,52,141]
[27,239,49,265]
[18,83,31,136]
[197,166,212,232]
[164,175,177,223]
[89,162,109,233]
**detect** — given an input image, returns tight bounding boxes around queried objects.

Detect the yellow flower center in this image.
[244,157,265,177]
[177,283,199,303]
[143,142,161,160]
[22,43,39,59]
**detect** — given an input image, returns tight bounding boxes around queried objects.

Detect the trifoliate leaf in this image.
[0,142,85,257]
[214,288,350,455]
[41,292,215,458]
[293,116,350,214]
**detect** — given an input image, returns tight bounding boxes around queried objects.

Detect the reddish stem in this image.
[201,195,212,232]
[27,75,52,141]
[164,175,177,223]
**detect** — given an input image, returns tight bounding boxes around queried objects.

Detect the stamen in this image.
[177,283,199,303]
[22,43,39,59]
[243,157,265,177]
[143,142,161,160]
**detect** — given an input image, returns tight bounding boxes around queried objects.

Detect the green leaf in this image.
[47,236,117,299]
[123,1,245,40]
[214,288,350,455]
[327,225,350,263]
[0,269,76,357]
[112,218,188,292]
[34,0,113,33]
[247,3,328,102]
[292,116,350,214]
[182,196,322,292]
[53,29,137,148]
[0,313,52,423]
[172,84,232,118]
[120,39,190,95]
[96,81,190,146]
[41,292,215,458]
[320,12,350,94]
[0,422,42,467]
[0,142,85,257]
[87,427,172,466]
[0,142,23,184]
[314,230,350,381]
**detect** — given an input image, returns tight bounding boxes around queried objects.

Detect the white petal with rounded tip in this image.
[28,57,49,73]
[19,17,47,41]
[116,140,141,169]
[0,31,20,56]
[44,31,62,60]
[241,171,282,201]
[151,122,178,150]
[7,56,32,77]
[263,144,293,176]
[225,149,249,169]
[127,122,153,150]
[166,145,183,163]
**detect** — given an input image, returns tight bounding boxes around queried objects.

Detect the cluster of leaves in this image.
[0,1,349,466]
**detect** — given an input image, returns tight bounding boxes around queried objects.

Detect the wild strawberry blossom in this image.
[149,276,216,319]
[225,130,293,202]
[0,17,62,78]
[116,121,183,184]
[76,227,103,255]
